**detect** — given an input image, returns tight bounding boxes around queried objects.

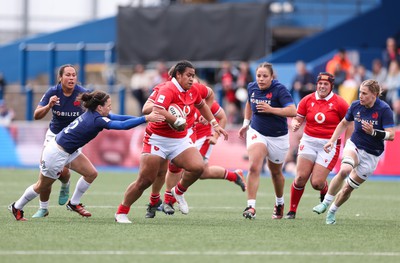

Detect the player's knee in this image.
[192,164,204,176]
[310,180,324,190]
[85,170,98,183]
[294,175,308,187]
[137,176,154,190]
[248,165,262,175]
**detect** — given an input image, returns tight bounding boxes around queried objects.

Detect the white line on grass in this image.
[0,250,399,257]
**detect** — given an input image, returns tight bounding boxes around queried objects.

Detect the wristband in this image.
[371,129,390,140]
[243,119,250,127]
[384,131,391,140]
[174,117,186,127]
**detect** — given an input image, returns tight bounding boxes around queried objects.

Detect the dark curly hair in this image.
[77,90,110,111]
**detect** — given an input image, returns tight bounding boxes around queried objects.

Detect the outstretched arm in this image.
[107,111,165,130]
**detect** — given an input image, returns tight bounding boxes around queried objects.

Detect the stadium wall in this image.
[1,122,400,176]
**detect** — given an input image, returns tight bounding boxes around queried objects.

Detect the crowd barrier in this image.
[1,122,399,176]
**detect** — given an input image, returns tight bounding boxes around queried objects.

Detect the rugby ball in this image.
[168,103,185,118]
[168,103,185,129]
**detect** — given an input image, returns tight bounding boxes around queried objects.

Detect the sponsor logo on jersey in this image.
[102,117,111,122]
[183,105,190,116]
[314,112,326,124]
[53,110,81,117]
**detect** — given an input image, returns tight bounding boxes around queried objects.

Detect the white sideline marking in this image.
[0,250,399,256]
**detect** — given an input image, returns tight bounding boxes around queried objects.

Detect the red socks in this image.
[289,182,304,213]
[117,204,130,215]
[175,182,187,195]
[224,170,236,182]
[150,193,160,206]
[320,181,328,195]
[164,190,176,204]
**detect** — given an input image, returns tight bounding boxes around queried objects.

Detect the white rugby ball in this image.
[168,103,184,118]
[168,103,185,129]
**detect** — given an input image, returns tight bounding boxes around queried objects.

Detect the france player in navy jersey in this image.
[8,90,165,221]
[313,79,395,224]
[32,64,89,218]
[239,62,297,220]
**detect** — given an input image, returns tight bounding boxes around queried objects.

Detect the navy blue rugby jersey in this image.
[247,79,294,137]
[345,98,394,156]
[56,111,146,154]
[38,84,89,134]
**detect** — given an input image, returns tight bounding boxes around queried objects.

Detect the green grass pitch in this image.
[0,168,399,263]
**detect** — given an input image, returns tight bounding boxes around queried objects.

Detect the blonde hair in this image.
[361,79,381,96]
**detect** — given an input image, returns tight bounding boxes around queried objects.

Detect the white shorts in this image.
[298,133,340,171]
[43,129,57,147]
[44,129,82,154]
[40,139,81,179]
[246,127,289,164]
[142,132,195,160]
[344,139,380,180]
[195,136,213,161]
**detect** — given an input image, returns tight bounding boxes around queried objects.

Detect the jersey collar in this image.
[315,91,334,101]
[172,78,186,92]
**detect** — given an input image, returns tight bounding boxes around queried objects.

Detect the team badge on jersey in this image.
[157,95,165,103]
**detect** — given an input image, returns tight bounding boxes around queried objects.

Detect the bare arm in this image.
[291,115,305,132]
[324,118,351,152]
[204,87,215,108]
[209,107,227,143]
[214,107,227,129]
[34,95,59,120]
[197,103,228,140]
[343,121,354,143]
[142,100,154,115]
[238,101,252,139]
